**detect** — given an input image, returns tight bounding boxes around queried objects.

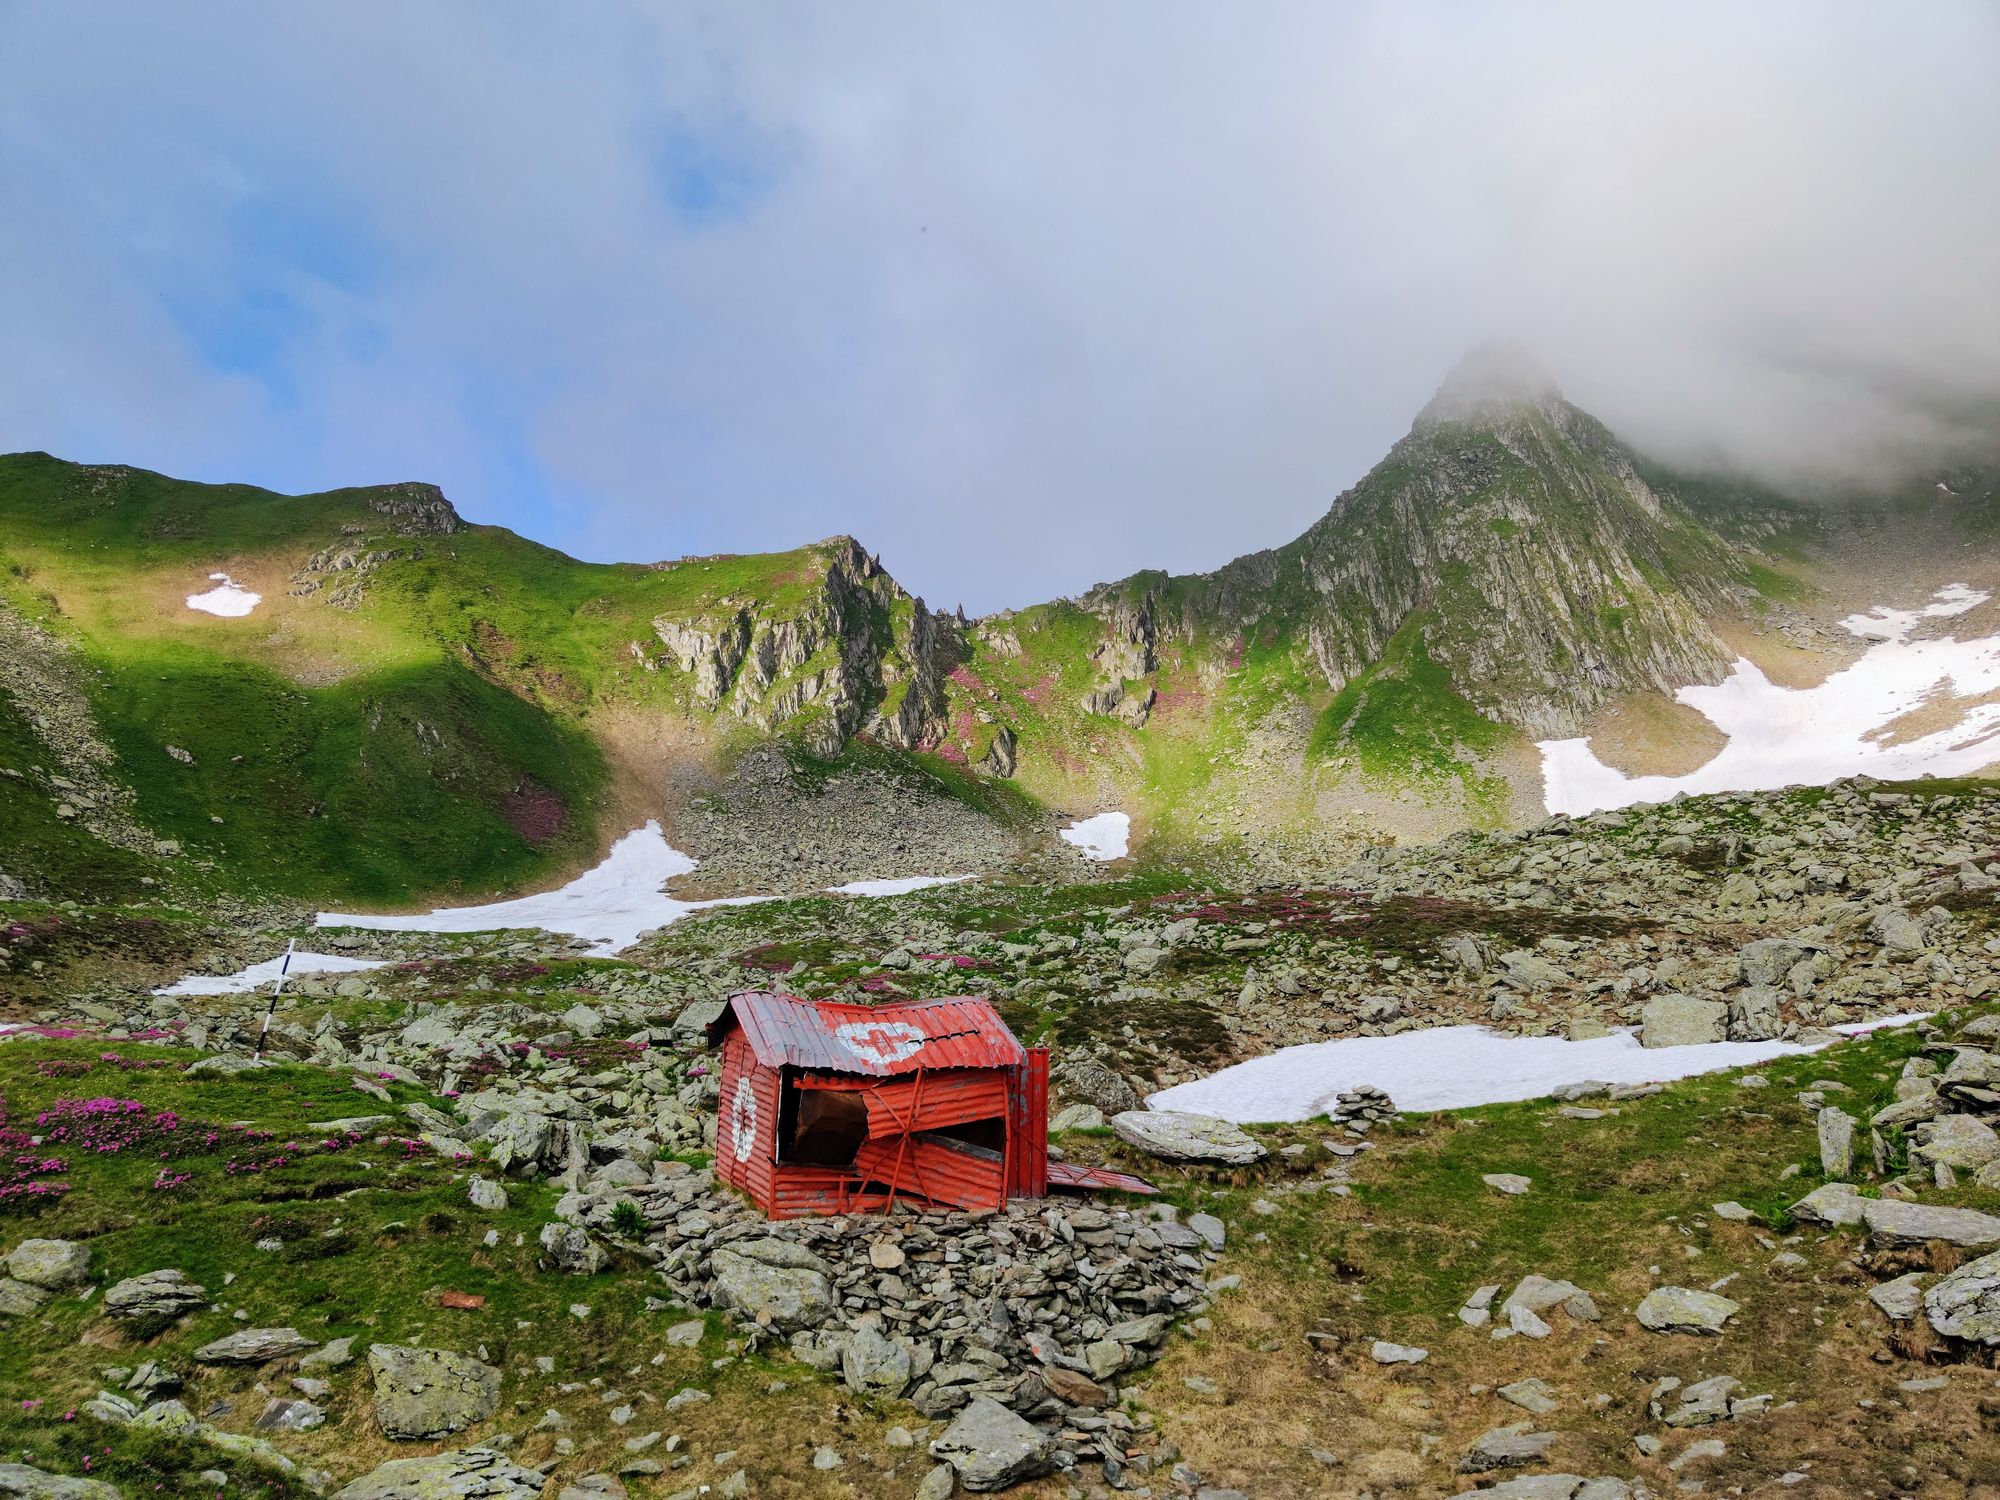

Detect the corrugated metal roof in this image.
[709,989,1027,1076]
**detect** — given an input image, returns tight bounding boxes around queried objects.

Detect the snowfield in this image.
[1061,811,1131,861]
[185,573,261,617]
[316,821,973,956]
[1539,584,2000,815]
[1146,1014,1927,1121]
[157,951,388,996]
[828,875,973,897]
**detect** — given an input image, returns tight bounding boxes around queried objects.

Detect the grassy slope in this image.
[0,1038,904,1497]
[0,453,1013,903]
[1058,1005,2000,1498]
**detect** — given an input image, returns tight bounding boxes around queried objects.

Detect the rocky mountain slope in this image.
[4,352,1996,911]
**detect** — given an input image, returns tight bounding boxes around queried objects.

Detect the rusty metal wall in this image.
[851,1132,1007,1212]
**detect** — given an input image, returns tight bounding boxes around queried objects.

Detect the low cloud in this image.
[2,3,1995,610]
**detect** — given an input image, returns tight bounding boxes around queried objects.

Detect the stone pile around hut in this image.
[559,1159,1226,1482]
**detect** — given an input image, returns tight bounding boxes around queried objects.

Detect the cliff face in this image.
[649,537,958,757]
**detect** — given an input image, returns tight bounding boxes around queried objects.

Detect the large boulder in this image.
[537,1223,606,1276]
[1817,1107,1857,1177]
[1110,1110,1265,1165]
[1923,1249,2000,1345]
[1789,1182,1866,1227]
[103,1269,206,1323]
[1052,1059,1141,1116]
[1862,1198,2000,1249]
[367,1345,502,1440]
[930,1395,1058,1491]
[709,1241,835,1333]
[1739,938,1810,988]
[332,1448,546,1500]
[4,1240,90,1291]
[1638,995,1725,1049]
[195,1327,318,1364]
[841,1316,914,1398]
[1635,1286,1739,1334]
[0,1464,123,1500]
[1915,1114,2000,1171]
[1725,987,1782,1041]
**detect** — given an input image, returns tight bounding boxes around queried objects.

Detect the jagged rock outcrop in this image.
[367,483,463,536]
[1080,346,1742,738]
[650,537,958,757]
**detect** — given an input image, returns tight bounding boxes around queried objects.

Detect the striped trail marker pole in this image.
[253,939,296,1062]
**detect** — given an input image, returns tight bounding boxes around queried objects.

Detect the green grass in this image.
[90,647,605,902]
[0,696,165,903]
[1308,614,1506,780]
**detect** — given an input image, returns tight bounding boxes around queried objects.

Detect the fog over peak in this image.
[1,4,1995,611]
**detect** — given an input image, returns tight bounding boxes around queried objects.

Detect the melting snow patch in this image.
[186,573,261,617]
[828,875,973,897]
[317,822,977,956]
[1146,1015,1928,1123]
[1061,811,1131,861]
[315,821,761,957]
[1539,583,2000,815]
[156,952,388,997]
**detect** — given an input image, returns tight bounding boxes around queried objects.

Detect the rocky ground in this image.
[6,774,2000,1497]
[667,744,1099,898]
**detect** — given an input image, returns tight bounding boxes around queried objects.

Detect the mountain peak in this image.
[1415,342,1563,428]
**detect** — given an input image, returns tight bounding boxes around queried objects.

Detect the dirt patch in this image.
[1579,689,1727,778]
[1709,614,1858,691]
[1870,682,2000,748]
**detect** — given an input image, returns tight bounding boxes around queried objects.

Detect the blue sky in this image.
[2,4,1996,612]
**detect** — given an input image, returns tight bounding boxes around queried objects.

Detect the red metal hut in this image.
[706,989,1147,1217]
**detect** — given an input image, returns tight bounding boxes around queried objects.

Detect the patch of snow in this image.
[1146,1014,1928,1123]
[156,952,389,997]
[1539,584,2000,815]
[1061,811,1131,861]
[185,573,262,617]
[317,821,764,957]
[316,822,971,957]
[828,875,973,897]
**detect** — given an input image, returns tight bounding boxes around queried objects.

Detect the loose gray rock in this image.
[1868,1273,1930,1324]
[1497,1378,1560,1415]
[1923,1248,2000,1345]
[1817,1106,1857,1177]
[929,1396,1057,1492]
[1789,1182,1865,1227]
[1862,1197,2000,1249]
[4,1239,90,1291]
[1458,1425,1557,1473]
[194,1327,318,1364]
[1635,1286,1739,1334]
[367,1344,502,1440]
[332,1448,546,1500]
[1370,1341,1428,1365]
[1482,1173,1533,1196]
[0,1464,124,1500]
[103,1269,206,1322]
[840,1316,913,1398]
[538,1223,607,1276]
[1638,994,1725,1048]
[0,1279,51,1318]
[1110,1110,1266,1164]
[255,1397,326,1432]
[709,1241,835,1332]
